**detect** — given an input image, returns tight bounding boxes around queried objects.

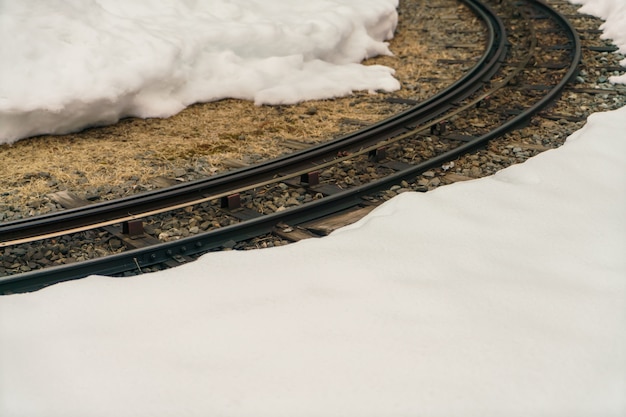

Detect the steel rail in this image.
[0,0,505,247]
[1,0,582,294]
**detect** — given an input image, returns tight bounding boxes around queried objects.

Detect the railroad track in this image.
[0,0,583,293]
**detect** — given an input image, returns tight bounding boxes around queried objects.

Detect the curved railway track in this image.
[1,0,582,294]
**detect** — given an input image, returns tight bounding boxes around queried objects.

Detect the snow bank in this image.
[0,0,399,144]
[1,106,624,417]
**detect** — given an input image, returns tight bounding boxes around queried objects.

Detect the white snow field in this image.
[1,104,625,416]
[1,0,625,416]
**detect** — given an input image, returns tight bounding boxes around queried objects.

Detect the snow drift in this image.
[0,0,400,144]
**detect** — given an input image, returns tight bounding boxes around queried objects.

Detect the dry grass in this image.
[0,0,483,209]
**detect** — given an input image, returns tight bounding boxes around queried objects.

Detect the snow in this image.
[1,0,625,416]
[0,0,399,144]
[569,0,626,83]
